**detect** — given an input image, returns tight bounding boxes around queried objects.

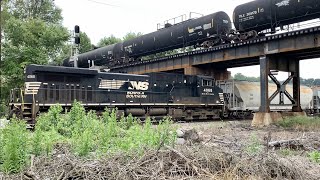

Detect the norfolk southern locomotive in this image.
[9,65,225,126]
[63,0,320,68]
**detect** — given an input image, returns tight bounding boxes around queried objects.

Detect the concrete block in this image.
[252,112,283,127]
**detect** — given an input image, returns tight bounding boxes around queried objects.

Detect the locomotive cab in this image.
[196,75,224,105]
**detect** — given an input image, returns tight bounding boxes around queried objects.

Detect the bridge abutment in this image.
[252,55,305,127]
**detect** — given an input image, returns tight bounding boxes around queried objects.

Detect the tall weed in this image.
[1,119,28,173]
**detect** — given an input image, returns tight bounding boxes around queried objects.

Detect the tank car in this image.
[233,0,320,33]
[122,11,231,59]
[216,80,313,118]
[9,64,225,127]
[63,11,232,68]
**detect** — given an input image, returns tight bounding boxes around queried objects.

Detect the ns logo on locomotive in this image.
[8,0,320,127]
[128,81,149,91]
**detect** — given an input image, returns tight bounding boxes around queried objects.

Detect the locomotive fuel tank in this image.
[233,0,320,32]
[123,11,231,59]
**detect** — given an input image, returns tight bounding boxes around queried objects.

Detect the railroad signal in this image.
[74,25,80,45]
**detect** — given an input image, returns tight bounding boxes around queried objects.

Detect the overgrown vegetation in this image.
[277,116,320,130]
[308,151,320,164]
[0,102,177,174]
[0,119,28,173]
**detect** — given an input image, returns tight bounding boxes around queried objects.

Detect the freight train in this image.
[63,0,320,68]
[8,0,320,126]
[9,64,225,127]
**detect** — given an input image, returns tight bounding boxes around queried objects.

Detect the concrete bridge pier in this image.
[252,55,306,127]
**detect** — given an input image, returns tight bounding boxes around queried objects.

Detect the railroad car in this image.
[216,80,318,118]
[233,0,320,33]
[63,11,232,68]
[9,65,225,127]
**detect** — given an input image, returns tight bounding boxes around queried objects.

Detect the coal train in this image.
[9,64,225,127]
[63,0,320,68]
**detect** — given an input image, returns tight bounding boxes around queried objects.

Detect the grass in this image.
[277,116,320,130]
[0,101,177,174]
[308,151,320,164]
[278,148,296,156]
[245,133,263,156]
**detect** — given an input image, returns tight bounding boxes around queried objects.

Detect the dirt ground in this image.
[176,119,320,179]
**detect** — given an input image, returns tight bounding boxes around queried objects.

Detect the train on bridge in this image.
[63,0,320,69]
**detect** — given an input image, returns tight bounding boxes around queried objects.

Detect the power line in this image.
[86,0,120,7]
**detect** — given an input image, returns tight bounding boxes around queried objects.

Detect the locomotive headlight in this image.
[216,100,220,103]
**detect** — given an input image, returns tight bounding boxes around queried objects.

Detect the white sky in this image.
[55,0,320,80]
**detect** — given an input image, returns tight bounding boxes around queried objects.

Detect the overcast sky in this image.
[55,0,320,80]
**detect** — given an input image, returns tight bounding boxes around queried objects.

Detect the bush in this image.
[0,118,28,173]
[36,104,63,132]
[0,102,178,174]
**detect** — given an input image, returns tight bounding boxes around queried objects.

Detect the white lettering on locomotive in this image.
[203,88,213,93]
[27,75,35,79]
[276,0,290,7]
[128,81,149,91]
[126,91,147,99]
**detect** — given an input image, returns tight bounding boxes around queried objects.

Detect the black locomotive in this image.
[9,65,225,126]
[63,0,320,69]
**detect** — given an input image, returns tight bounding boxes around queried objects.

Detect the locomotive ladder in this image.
[10,88,36,128]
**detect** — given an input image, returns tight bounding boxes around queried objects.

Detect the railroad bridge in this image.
[110,26,320,126]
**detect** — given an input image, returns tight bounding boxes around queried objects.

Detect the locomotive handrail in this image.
[20,89,25,111]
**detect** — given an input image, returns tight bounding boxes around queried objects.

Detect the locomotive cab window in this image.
[202,79,213,86]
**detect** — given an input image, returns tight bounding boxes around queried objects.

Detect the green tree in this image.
[123,32,143,41]
[1,18,69,96]
[233,73,260,82]
[234,73,247,81]
[79,32,92,53]
[3,0,62,24]
[54,32,93,65]
[0,0,69,113]
[97,35,121,47]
